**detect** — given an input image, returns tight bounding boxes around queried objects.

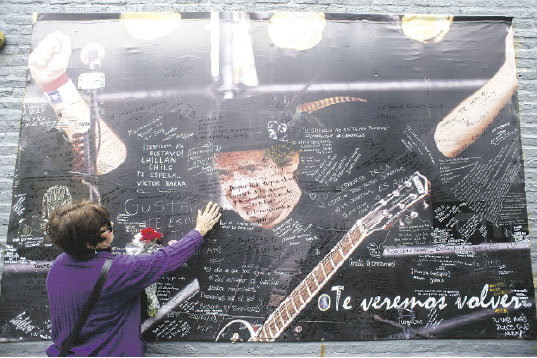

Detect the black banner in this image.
[0,13,535,342]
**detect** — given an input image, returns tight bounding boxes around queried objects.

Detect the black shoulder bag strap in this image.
[59,258,113,357]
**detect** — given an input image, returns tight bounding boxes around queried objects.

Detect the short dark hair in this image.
[45,199,110,256]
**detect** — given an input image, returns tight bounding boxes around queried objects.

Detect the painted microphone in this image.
[80,43,105,71]
[78,43,106,90]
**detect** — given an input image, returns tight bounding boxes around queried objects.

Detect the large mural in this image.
[0,12,535,341]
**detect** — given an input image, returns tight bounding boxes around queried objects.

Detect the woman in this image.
[45,199,221,356]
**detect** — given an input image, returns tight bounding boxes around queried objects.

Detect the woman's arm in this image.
[109,229,204,297]
[107,202,221,297]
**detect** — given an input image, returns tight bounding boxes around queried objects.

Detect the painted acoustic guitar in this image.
[216,172,430,342]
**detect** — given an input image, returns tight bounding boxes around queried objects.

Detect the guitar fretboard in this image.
[255,220,365,342]
[252,172,428,342]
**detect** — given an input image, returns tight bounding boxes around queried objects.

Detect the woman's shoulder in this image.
[49,252,68,270]
[49,251,114,272]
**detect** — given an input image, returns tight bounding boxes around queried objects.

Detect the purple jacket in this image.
[46,230,203,357]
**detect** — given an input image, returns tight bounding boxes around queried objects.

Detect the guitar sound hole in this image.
[216,320,256,342]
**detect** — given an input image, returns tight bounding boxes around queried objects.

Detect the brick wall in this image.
[0,1,536,355]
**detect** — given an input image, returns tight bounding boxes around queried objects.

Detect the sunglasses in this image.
[97,220,114,236]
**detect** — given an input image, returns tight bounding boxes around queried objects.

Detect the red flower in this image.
[140,228,163,243]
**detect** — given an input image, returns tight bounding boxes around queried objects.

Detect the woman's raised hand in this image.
[195,201,221,235]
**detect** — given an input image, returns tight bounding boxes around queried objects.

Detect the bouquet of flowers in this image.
[130,228,163,317]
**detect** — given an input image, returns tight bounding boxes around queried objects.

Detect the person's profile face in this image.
[88,220,114,250]
[214,149,301,229]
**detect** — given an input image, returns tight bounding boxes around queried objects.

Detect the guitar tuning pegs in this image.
[410,211,418,218]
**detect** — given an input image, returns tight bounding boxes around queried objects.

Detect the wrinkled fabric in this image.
[46,230,203,357]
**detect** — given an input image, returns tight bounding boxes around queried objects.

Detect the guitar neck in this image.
[252,173,429,342]
[255,220,366,342]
